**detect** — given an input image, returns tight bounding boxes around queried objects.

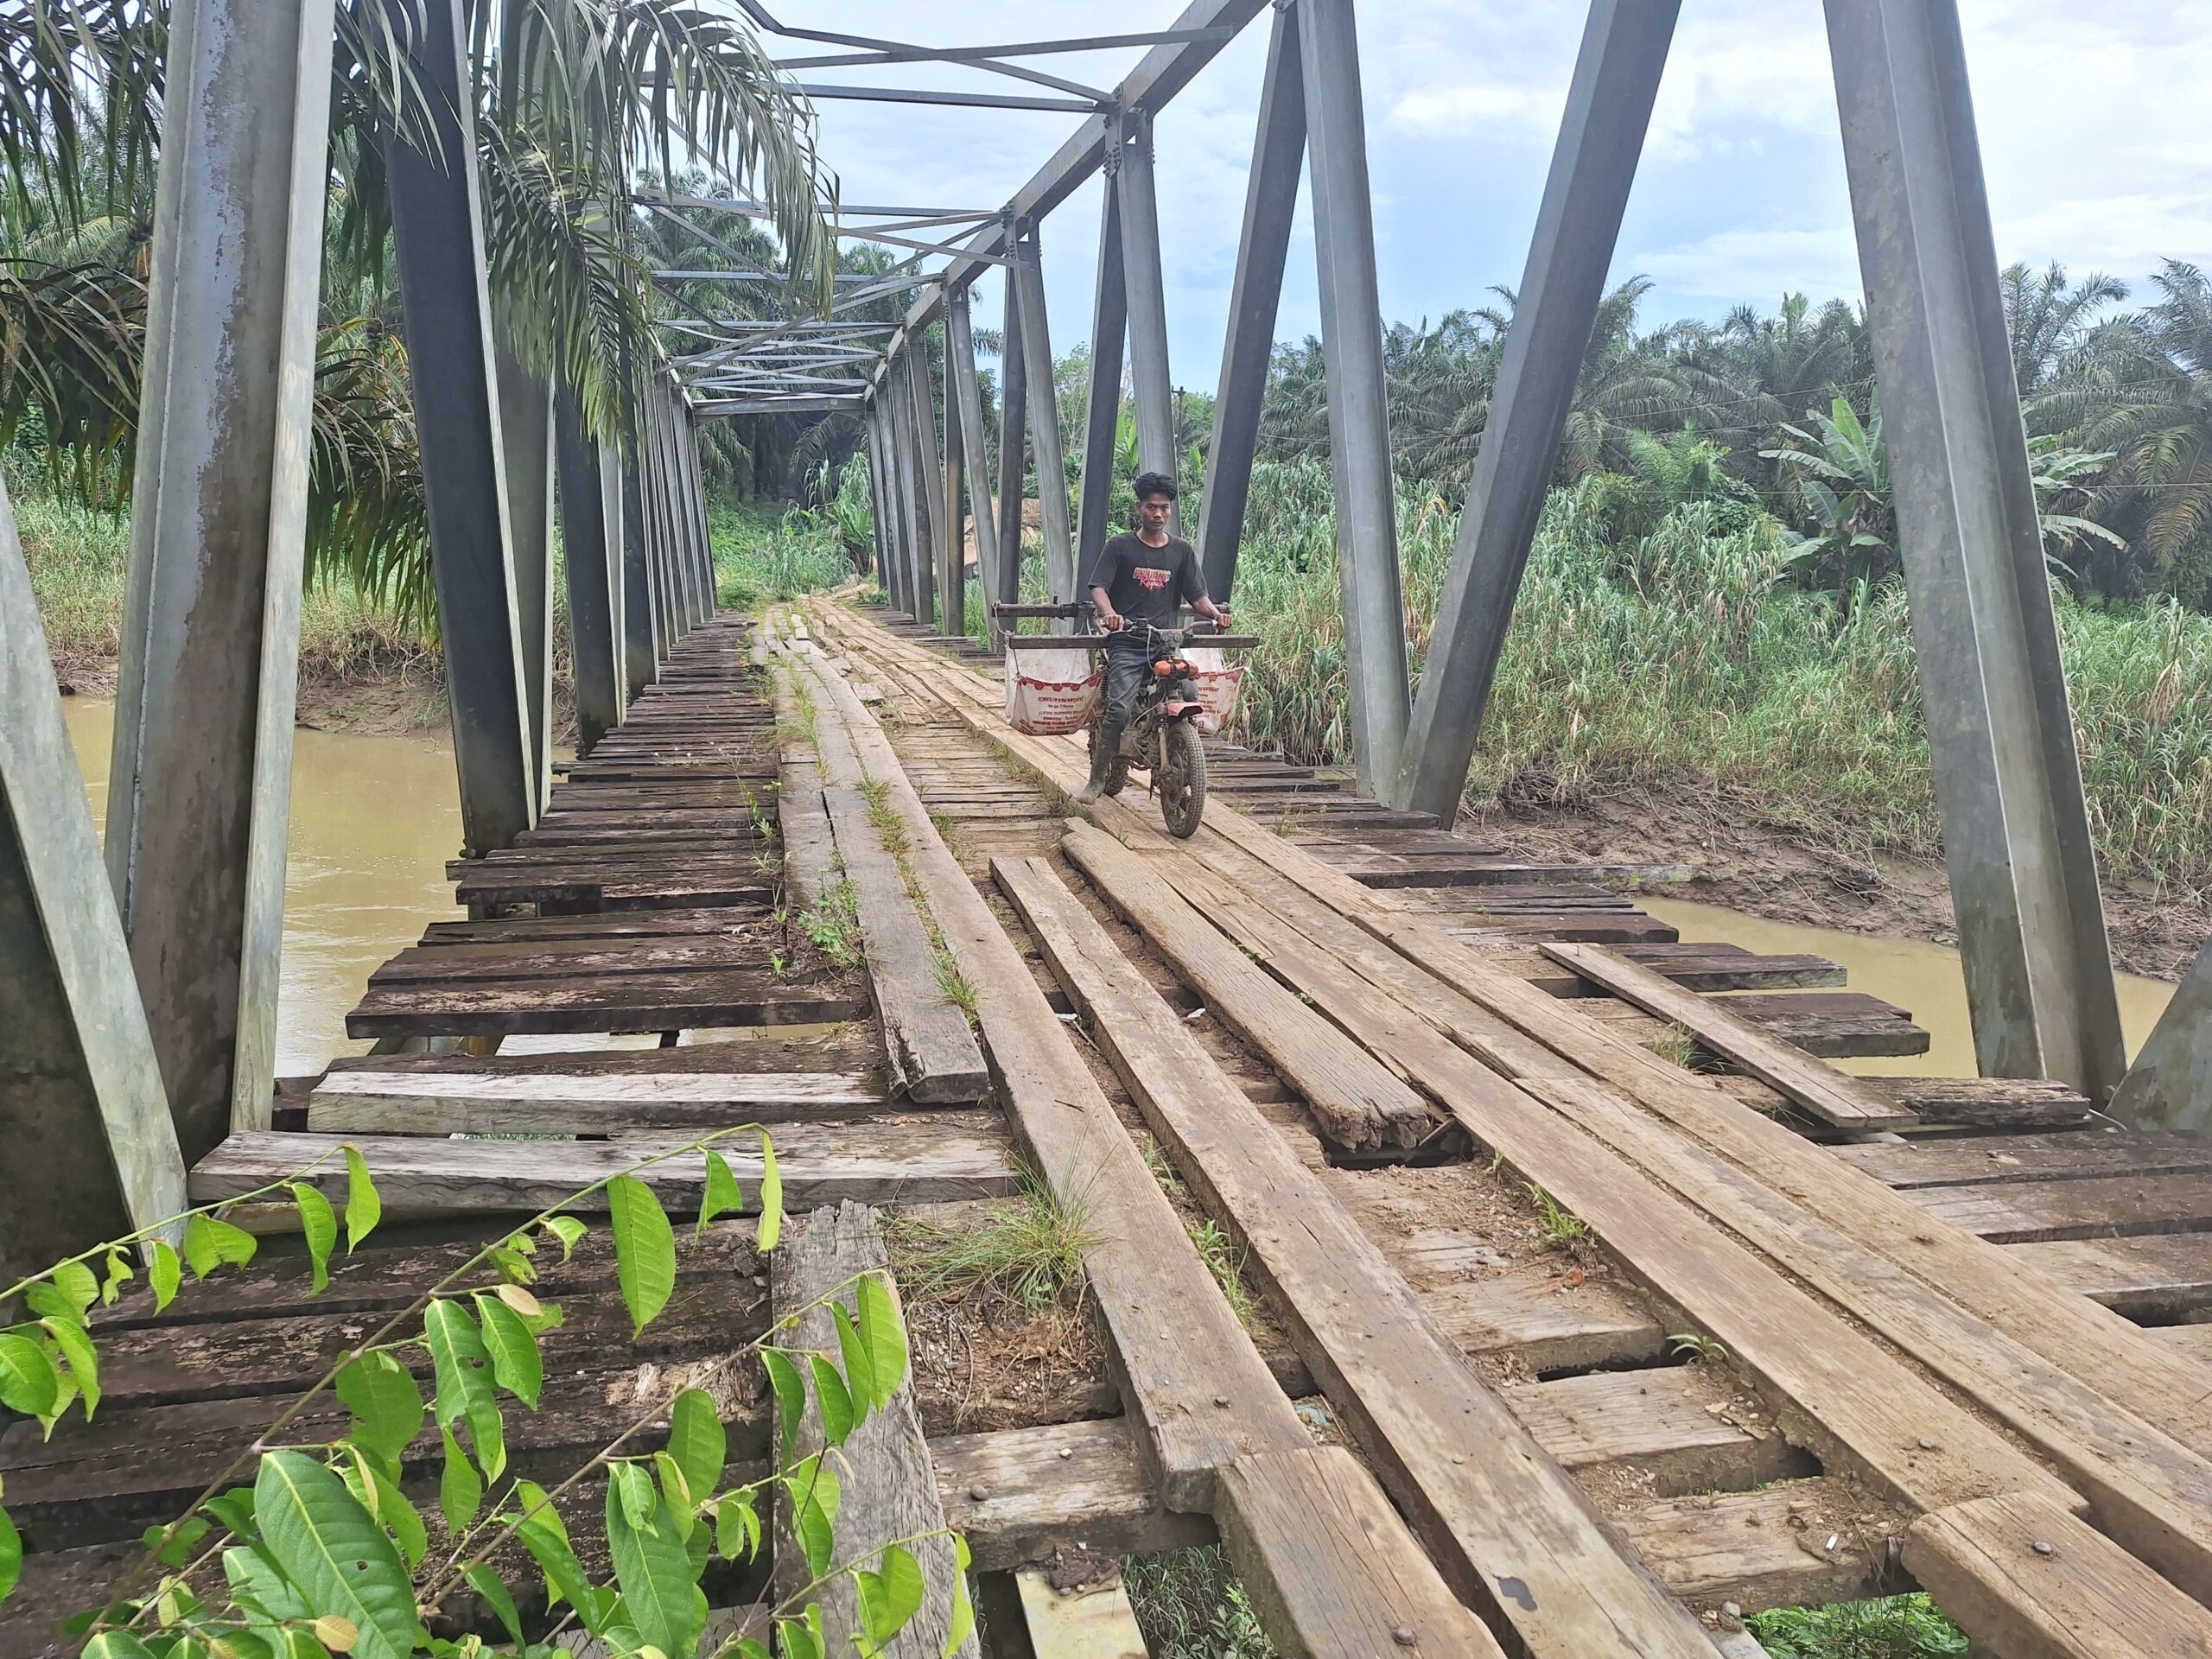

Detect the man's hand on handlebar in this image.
[1098,610,1127,633]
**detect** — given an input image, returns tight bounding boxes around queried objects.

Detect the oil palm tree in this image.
[0,0,835,618]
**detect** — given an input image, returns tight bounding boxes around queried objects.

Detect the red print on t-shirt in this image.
[1134,567,1170,590]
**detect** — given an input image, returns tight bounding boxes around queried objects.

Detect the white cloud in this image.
[1631,226,1862,306]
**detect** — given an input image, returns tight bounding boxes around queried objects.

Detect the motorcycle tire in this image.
[1159,719,1207,839]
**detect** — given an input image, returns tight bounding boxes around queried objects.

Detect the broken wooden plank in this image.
[1541,944,1916,1128]
[1013,1575,1148,1659]
[1058,826,1436,1153]
[1908,1174,2212,1243]
[995,851,1724,1657]
[1904,1491,2212,1659]
[2003,1234,2212,1318]
[305,1069,888,1134]
[1499,1366,1806,1498]
[932,1418,1211,1571]
[769,1203,977,1657]
[188,1124,1016,1220]
[1619,1483,1892,1616]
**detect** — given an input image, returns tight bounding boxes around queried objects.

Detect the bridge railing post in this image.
[2113,942,2212,1128]
[553,385,624,752]
[938,327,969,639]
[620,378,660,697]
[1395,0,1679,823]
[1116,108,1179,521]
[387,0,537,857]
[1824,0,2125,1099]
[1010,226,1077,614]
[1197,1,1306,606]
[946,286,1000,639]
[1077,162,1128,576]
[1295,0,1411,799]
[681,401,719,618]
[103,0,340,1154]
[995,257,1032,612]
[2,480,188,1281]
[496,337,555,810]
[895,346,940,630]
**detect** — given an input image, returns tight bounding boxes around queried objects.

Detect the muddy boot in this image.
[1075,731,1116,803]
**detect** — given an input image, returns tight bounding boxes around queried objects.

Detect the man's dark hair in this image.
[1132,471,1179,503]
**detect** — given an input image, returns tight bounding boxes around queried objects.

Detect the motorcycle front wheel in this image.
[1159,719,1207,838]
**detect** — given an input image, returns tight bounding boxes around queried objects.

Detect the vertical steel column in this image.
[387,0,536,855]
[1396,0,1678,821]
[2113,942,2212,1128]
[682,405,719,617]
[947,287,999,632]
[1077,174,1128,575]
[3,481,188,1282]
[893,348,938,630]
[905,343,949,632]
[1825,0,2124,1097]
[996,269,1031,609]
[940,339,968,639]
[864,402,896,601]
[1116,109,1179,505]
[1298,0,1410,796]
[104,0,337,1154]
[882,394,916,620]
[1198,3,1306,602]
[1011,226,1077,608]
[496,339,554,808]
[620,391,659,696]
[643,390,677,651]
[553,387,624,753]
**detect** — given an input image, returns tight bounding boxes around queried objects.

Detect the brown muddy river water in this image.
[59,699,2177,1082]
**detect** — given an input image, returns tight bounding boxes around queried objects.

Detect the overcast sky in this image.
[766,2,2212,376]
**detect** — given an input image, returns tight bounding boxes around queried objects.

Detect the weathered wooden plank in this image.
[306,1069,887,1134]
[1213,1446,1507,1659]
[1542,944,1916,1128]
[188,1124,1016,1219]
[1058,827,1437,1152]
[932,1418,1211,1571]
[786,632,988,1105]
[1013,1575,1148,1659]
[1904,1492,2212,1659]
[1499,1367,1805,1497]
[370,934,782,986]
[1909,1174,2212,1243]
[1530,1073,2212,1603]
[782,646,1309,1509]
[1833,1131,2212,1189]
[416,906,772,947]
[345,969,869,1038]
[1418,1267,1669,1374]
[995,852,1723,1657]
[1860,1074,2093,1126]
[2003,1234,2212,1317]
[1618,1484,1891,1615]
[770,1203,976,1658]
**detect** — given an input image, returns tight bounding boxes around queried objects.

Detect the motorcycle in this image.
[1087,621,1228,839]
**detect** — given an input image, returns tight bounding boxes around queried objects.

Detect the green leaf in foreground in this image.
[0,1333,59,1419]
[438,1424,483,1532]
[607,1174,677,1336]
[253,1451,417,1659]
[757,1132,783,1252]
[182,1212,258,1281]
[665,1387,727,1504]
[856,1543,925,1648]
[472,1290,544,1408]
[463,1565,524,1647]
[605,1477,707,1659]
[856,1272,908,1408]
[0,1501,21,1607]
[832,1300,874,1428]
[146,1240,181,1312]
[293,1183,339,1293]
[423,1298,505,1481]
[78,1637,158,1659]
[343,1145,381,1252]
[809,1353,854,1448]
[698,1149,744,1235]
[760,1348,804,1462]
[334,1351,425,1465]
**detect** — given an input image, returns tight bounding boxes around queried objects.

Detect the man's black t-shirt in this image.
[1087,531,1205,632]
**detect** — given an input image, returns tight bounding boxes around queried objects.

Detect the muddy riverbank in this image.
[1467,778,2211,984]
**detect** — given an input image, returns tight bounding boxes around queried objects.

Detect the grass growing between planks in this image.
[883,1171,1096,1314]
[1226,459,2212,890]
[1749,1594,1968,1658]
[1125,1548,1276,1659]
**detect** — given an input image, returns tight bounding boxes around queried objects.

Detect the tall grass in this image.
[709,495,855,606]
[16,481,439,687]
[1226,459,2212,887]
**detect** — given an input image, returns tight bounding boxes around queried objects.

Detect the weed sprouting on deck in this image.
[1649,1024,1703,1069]
[1527,1182,1591,1250]
[884,1172,1097,1314]
[1125,1546,1278,1659]
[1748,1593,1968,1657]
[798,874,861,970]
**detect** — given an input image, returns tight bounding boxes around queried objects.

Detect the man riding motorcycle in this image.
[1076,472,1232,804]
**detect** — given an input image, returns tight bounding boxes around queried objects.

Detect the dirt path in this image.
[1466,779,2210,982]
